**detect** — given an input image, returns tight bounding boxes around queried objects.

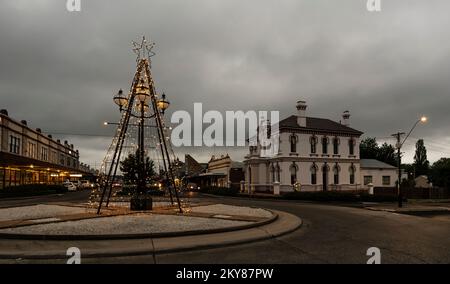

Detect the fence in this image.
[374,187,450,199]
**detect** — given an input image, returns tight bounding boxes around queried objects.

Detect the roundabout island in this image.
[0,198,302,261]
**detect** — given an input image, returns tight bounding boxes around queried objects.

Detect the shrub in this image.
[0,184,67,198]
[116,185,165,196]
[199,186,240,196]
[283,190,398,202]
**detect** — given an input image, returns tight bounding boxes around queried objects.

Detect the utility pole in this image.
[392,132,405,207]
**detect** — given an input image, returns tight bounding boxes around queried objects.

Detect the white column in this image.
[273,181,280,195]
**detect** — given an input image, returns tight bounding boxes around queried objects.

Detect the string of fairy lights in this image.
[88,37,185,211]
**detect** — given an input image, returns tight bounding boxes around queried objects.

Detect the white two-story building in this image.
[244,100,365,193]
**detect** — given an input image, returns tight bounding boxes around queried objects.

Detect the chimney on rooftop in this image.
[296,100,307,127]
[342,110,350,127]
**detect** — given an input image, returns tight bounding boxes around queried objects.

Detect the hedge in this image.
[283,191,398,202]
[199,186,240,196]
[0,184,67,198]
[116,185,165,196]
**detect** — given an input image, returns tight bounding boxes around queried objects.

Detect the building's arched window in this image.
[322,136,329,154]
[290,162,298,185]
[290,134,298,153]
[349,164,356,185]
[333,137,340,155]
[333,163,340,185]
[310,136,318,154]
[275,163,281,182]
[270,164,276,183]
[310,163,318,185]
[349,138,355,155]
[322,163,330,191]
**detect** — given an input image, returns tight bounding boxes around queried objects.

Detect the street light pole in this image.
[392,132,405,207]
[138,102,146,195]
[392,116,427,208]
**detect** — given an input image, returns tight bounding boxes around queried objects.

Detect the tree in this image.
[402,163,415,180]
[120,150,156,185]
[360,137,398,166]
[377,142,397,166]
[430,158,450,188]
[360,137,378,159]
[413,139,430,177]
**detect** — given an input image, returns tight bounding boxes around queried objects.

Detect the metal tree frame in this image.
[96,37,182,214]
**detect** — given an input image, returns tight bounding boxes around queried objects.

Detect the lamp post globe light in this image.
[95,36,182,214]
[393,116,427,208]
[113,89,128,111]
[157,93,170,115]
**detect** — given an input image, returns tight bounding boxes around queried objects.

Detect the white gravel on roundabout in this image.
[0,213,251,235]
[0,204,93,222]
[191,204,273,218]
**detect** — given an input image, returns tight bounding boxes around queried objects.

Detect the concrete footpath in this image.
[364,201,450,216]
[0,210,302,260]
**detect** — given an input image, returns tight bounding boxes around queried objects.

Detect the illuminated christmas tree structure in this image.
[91,36,182,214]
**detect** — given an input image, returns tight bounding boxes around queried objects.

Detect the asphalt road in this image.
[1,191,449,264]
[0,190,91,208]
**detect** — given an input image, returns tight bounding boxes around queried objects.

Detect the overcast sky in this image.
[1,0,449,168]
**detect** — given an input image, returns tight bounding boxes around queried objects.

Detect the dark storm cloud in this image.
[1,0,449,167]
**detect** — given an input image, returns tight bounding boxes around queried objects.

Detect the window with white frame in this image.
[382,176,391,186]
[322,136,329,154]
[9,135,20,154]
[363,175,373,185]
[311,164,318,184]
[333,164,340,184]
[41,147,48,161]
[27,142,37,159]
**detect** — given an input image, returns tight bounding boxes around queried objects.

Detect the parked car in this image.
[78,180,94,190]
[63,182,77,192]
[112,181,123,188]
[186,183,199,191]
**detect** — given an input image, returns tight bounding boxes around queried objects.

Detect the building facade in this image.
[185,154,244,190]
[244,101,365,193]
[360,159,397,188]
[0,109,89,189]
[205,155,244,189]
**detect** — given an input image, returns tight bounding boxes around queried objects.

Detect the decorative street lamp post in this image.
[95,36,182,214]
[392,116,427,208]
[157,93,170,115]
